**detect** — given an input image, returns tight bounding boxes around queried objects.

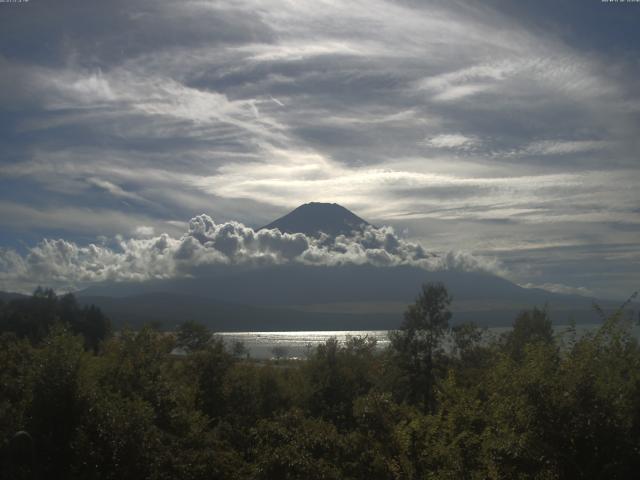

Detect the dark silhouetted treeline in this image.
[1,285,639,479]
[0,287,111,351]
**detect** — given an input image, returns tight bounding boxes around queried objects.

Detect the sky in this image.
[0,0,638,298]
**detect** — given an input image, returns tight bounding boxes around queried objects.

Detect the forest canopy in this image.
[1,285,639,479]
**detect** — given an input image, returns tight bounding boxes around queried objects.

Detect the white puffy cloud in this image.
[1,0,638,300]
[0,215,504,293]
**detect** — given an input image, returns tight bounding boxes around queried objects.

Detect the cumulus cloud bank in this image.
[0,215,503,293]
[1,0,638,298]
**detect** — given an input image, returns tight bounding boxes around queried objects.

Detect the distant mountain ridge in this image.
[75,264,618,329]
[0,291,27,302]
[261,202,370,237]
[74,202,619,329]
[5,202,624,331]
[76,291,399,331]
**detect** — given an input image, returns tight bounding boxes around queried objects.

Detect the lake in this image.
[217,323,640,359]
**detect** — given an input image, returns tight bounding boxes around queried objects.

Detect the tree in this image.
[176,320,211,352]
[251,410,345,480]
[190,338,235,420]
[0,289,110,350]
[0,333,35,470]
[79,304,111,352]
[503,306,553,360]
[231,340,248,359]
[28,326,85,479]
[451,322,483,358]
[59,294,111,352]
[271,346,289,361]
[390,282,452,413]
[304,336,378,428]
[0,288,58,343]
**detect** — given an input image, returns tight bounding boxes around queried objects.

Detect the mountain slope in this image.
[78,292,399,331]
[261,202,370,237]
[77,264,613,327]
[0,291,28,302]
[70,202,622,329]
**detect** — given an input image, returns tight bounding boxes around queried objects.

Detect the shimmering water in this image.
[217,323,640,359]
[218,330,390,359]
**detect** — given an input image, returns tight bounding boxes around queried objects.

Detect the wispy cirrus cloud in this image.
[0,0,638,298]
[423,134,481,150]
[521,139,611,156]
[521,282,594,297]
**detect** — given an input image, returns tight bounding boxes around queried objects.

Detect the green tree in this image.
[350,392,417,479]
[451,322,483,360]
[503,306,553,360]
[0,333,35,473]
[59,293,111,352]
[304,336,378,428]
[0,289,110,350]
[190,338,235,420]
[251,410,345,480]
[390,282,452,413]
[271,345,289,361]
[231,340,248,359]
[0,288,58,343]
[28,326,86,479]
[450,321,493,389]
[176,320,211,353]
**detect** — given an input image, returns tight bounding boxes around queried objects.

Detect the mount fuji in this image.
[261,202,371,237]
[75,203,612,331]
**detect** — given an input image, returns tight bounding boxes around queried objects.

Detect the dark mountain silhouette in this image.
[76,263,616,329]
[261,202,370,237]
[0,291,27,303]
[17,202,623,330]
[79,264,528,305]
[76,292,398,331]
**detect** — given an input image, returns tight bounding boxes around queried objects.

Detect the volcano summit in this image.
[52,202,615,331]
[261,202,371,237]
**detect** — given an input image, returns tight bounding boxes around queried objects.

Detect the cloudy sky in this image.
[0,0,638,298]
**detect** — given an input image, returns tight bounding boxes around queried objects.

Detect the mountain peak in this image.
[261,202,370,237]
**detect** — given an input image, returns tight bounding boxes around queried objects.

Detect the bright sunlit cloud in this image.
[0,0,638,298]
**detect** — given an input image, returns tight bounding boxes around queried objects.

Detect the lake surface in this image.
[218,323,640,359]
[218,330,390,359]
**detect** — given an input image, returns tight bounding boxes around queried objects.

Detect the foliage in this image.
[0,334,34,457]
[503,306,554,360]
[303,336,379,428]
[175,320,211,353]
[389,282,452,412]
[0,288,111,351]
[1,284,639,479]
